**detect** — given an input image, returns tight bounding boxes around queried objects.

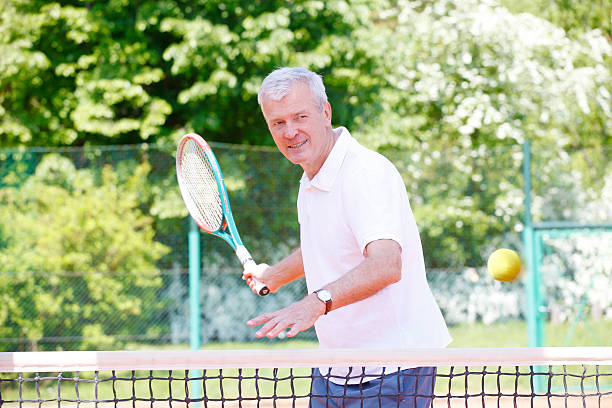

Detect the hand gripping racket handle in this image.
[236,246,270,296]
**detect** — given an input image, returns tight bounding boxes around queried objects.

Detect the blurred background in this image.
[0,0,610,352]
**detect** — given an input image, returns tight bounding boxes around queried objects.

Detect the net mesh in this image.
[1,348,610,407]
[178,139,224,232]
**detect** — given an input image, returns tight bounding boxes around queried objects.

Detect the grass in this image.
[152,318,609,351]
[447,318,612,348]
[1,319,610,406]
[440,319,612,397]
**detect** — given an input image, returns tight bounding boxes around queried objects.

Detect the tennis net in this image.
[0,347,611,407]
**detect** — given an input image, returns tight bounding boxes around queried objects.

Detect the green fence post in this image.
[532,230,545,348]
[522,141,546,393]
[524,226,539,346]
[523,141,538,345]
[188,218,202,402]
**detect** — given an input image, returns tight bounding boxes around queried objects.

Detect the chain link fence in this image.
[0,142,609,350]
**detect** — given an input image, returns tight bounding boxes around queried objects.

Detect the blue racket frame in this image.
[177,133,268,296]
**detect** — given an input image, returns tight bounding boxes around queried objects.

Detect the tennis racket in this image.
[176,133,269,296]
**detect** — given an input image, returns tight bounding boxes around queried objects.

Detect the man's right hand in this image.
[243,262,273,294]
[242,248,306,295]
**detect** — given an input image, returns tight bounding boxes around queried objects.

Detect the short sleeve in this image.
[342,157,407,255]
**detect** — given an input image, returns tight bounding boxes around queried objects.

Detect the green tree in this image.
[500,0,611,40]
[2,0,610,269]
[2,0,609,151]
[349,0,612,266]
[0,0,386,147]
[0,154,169,350]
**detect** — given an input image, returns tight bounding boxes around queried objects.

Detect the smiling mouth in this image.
[288,140,307,149]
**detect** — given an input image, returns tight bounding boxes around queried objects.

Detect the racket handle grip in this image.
[237,246,269,296]
[248,277,270,296]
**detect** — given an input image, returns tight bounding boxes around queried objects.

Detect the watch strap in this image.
[314,289,332,315]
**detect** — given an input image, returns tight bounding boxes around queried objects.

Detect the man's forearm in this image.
[246,240,402,339]
[265,248,305,291]
[317,239,402,312]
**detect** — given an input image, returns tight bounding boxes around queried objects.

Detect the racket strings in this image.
[180,141,224,231]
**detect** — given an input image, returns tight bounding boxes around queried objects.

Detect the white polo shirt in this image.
[298,127,451,381]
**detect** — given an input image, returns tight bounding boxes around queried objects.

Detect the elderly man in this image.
[243,67,451,407]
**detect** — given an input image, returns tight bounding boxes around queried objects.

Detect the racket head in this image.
[176,133,229,236]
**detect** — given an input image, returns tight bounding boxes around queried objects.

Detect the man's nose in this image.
[284,122,298,139]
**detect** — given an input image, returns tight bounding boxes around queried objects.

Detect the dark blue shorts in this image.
[309,366,436,408]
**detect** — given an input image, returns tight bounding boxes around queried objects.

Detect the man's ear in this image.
[323,101,332,125]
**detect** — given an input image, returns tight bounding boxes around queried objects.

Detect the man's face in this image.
[260,82,333,179]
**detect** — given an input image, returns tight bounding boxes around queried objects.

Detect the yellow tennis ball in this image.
[487,248,521,282]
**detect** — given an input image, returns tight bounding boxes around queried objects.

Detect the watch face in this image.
[317,289,332,302]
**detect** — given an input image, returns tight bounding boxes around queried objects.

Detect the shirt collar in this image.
[300,127,352,192]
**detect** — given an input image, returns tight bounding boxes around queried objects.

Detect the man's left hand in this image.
[246,293,326,338]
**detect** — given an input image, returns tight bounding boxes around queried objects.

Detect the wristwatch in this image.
[313,289,332,315]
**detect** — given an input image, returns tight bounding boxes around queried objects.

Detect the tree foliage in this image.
[1,0,610,268]
[310,0,611,266]
[0,0,611,345]
[1,0,609,150]
[0,0,386,146]
[499,0,612,41]
[0,154,169,350]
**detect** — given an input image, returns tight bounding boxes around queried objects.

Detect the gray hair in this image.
[258,67,328,110]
